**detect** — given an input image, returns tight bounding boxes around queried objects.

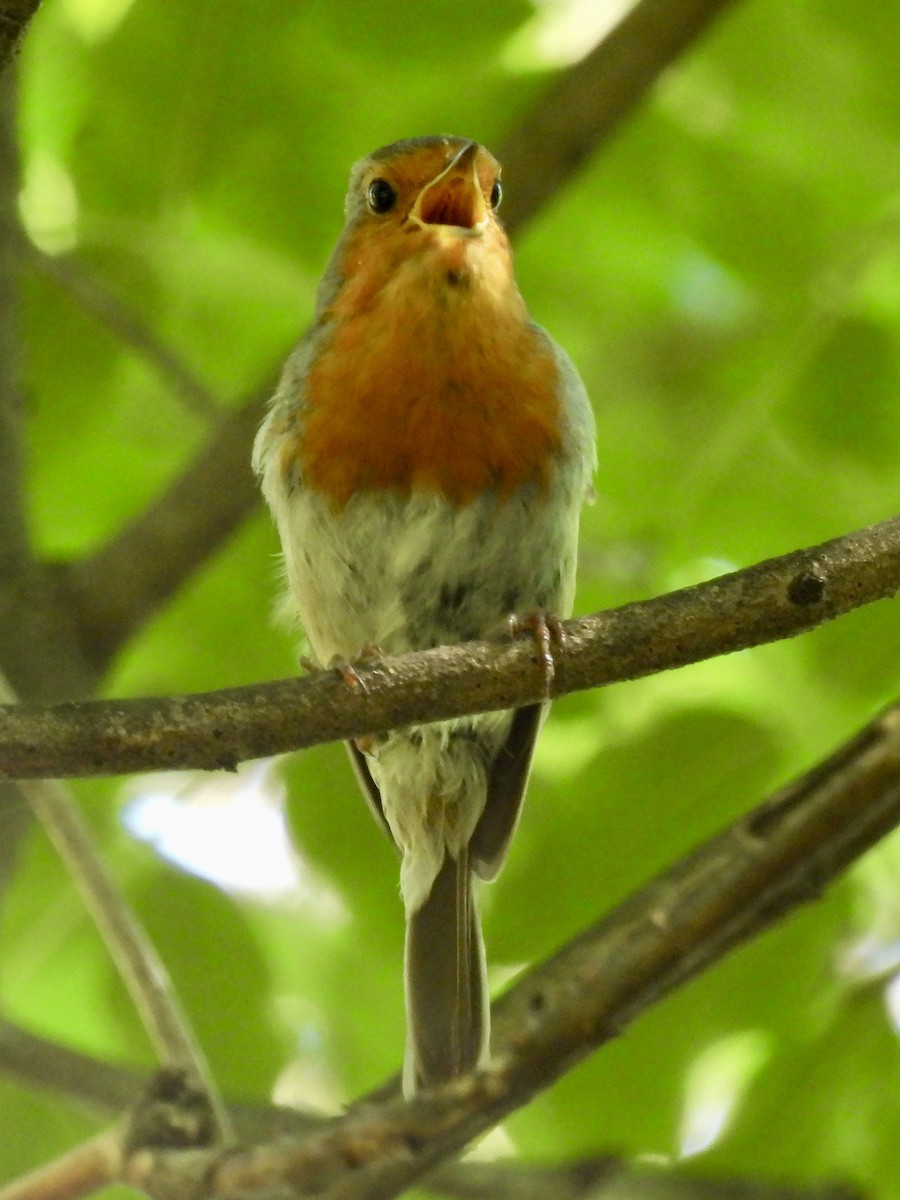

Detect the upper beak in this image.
[409,141,488,234]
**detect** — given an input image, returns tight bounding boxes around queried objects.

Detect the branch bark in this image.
[0,1024,860,1200]
[114,697,900,1199]
[2,515,898,780]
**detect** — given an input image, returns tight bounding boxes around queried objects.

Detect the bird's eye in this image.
[366,178,397,214]
[490,180,502,209]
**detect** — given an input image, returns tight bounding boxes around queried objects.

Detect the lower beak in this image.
[409,142,488,234]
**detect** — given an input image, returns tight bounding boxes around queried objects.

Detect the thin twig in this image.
[2,514,899,780]
[119,697,900,1199]
[23,241,222,421]
[0,671,232,1143]
[0,1129,121,1200]
[16,777,233,1143]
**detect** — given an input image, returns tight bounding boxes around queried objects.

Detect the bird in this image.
[253,135,596,1094]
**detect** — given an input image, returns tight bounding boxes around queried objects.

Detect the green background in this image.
[3,0,900,1194]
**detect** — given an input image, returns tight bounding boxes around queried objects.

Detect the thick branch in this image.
[1,515,898,780]
[120,698,900,1199]
[0,2,40,74]
[0,1026,858,1200]
[499,0,741,234]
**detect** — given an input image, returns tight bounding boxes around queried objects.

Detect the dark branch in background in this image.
[431,1161,858,1200]
[0,74,28,585]
[2,515,898,780]
[0,1020,145,1114]
[498,0,740,233]
[0,671,231,1142]
[53,0,745,674]
[111,698,900,1200]
[57,378,277,679]
[0,71,34,882]
[0,1,40,74]
[0,75,95,705]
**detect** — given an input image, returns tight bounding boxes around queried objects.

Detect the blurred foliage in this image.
[4,0,900,1195]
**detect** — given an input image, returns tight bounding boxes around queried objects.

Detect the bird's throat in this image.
[295,234,563,509]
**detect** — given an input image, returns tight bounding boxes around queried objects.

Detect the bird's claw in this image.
[299,646,384,695]
[508,610,564,698]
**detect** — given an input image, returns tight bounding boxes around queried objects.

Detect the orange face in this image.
[353,138,502,234]
[330,138,510,313]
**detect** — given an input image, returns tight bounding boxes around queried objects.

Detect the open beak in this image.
[409,141,488,234]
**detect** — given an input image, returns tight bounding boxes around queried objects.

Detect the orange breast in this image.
[292,237,562,510]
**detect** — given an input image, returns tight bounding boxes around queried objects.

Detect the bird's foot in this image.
[507,610,564,698]
[299,645,384,694]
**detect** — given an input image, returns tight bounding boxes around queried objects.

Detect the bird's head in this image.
[318,136,514,314]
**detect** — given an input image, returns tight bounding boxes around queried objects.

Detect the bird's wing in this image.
[345,740,397,850]
[470,702,545,881]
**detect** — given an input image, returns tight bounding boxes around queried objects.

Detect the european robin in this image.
[254,136,596,1094]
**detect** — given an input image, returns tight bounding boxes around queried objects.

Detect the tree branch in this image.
[17,774,232,1137]
[0,1027,856,1199]
[0,671,231,1144]
[0,2,40,74]
[0,1131,120,1200]
[0,1020,145,1114]
[498,0,741,234]
[2,515,898,780]
[0,72,28,585]
[431,1160,859,1200]
[115,697,900,1199]
[0,69,101,903]
[23,242,223,422]
[0,74,97,705]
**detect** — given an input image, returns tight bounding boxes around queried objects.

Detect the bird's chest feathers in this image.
[295,245,562,509]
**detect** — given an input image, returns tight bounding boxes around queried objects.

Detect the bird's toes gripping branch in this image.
[507,610,565,699]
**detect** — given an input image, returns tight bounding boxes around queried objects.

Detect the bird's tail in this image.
[403,845,488,1095]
